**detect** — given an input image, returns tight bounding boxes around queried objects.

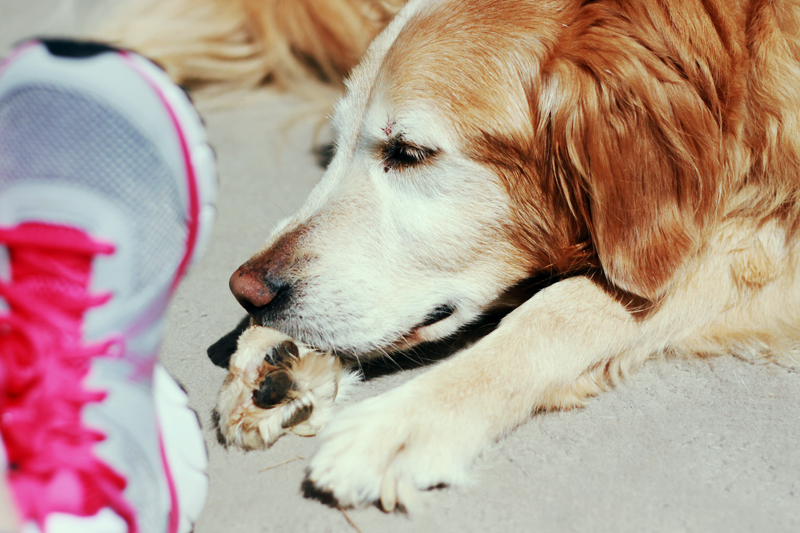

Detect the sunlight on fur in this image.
[97,0,405,101]
[216,326,357,449]
[105,0,800,513]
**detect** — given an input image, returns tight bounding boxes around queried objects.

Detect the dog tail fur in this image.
[97,0,404,95]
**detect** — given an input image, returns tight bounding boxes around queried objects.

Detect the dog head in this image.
[231,0,734,355]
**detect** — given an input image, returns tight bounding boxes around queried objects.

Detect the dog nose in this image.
[229,264,281,312]
[230,229,304,316]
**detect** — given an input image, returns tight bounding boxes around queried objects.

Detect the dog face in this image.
[231,0,728,355]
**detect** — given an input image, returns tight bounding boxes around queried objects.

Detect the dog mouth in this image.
[413,304,456,331]
[256,300,460,356]
[387,303,460,349]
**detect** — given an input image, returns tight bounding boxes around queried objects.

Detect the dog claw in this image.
[380,468,397,512]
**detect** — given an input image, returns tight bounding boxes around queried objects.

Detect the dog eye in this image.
[381,138,438,172]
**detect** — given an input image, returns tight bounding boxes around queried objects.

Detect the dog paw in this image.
[308,381,482,511]
[216,326,357,449]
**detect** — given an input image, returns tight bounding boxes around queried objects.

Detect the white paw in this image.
[216,326,357,449]
[308,381,484,511]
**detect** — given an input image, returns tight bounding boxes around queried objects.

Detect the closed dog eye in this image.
[380,136,439,172]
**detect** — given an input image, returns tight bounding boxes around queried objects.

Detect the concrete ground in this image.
[2,1,800,531]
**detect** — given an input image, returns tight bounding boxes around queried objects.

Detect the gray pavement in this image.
[2,2,800,531]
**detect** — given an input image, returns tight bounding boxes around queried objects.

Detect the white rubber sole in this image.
[154,365,209,533]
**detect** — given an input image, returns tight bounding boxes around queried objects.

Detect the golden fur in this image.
[121,0,800,511]
[99,0,405,95]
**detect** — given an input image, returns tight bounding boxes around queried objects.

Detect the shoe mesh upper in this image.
[0,84,187,291]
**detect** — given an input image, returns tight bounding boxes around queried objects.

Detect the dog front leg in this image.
[308,275,663,511]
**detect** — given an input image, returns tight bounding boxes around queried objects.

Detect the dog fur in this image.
[99,0,405,95]
[216,325,358,449]
[124,0,800,511]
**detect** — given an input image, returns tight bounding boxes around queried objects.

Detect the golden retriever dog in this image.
[115,0,800,512]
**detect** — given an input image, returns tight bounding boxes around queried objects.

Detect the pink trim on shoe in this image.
[118,52,201,295]
[117,51,203,533]
[158,435,180,533]
[0,41,37,77]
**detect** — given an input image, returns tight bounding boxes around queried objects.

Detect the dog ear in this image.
[535,26,723,301]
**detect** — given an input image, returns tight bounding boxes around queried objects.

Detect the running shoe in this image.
[0,39,216,532]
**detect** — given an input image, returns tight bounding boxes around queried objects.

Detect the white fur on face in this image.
[256,1,529,355]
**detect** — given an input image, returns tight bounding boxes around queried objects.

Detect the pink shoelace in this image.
[0,222,137,532]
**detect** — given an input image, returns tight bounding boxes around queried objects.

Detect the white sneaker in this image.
[0,39,216,533]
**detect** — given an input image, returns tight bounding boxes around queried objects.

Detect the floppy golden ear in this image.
[536,23,724,300]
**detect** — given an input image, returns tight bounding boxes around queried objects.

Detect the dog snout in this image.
[229,262,288,316]
[230,230,306,318]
